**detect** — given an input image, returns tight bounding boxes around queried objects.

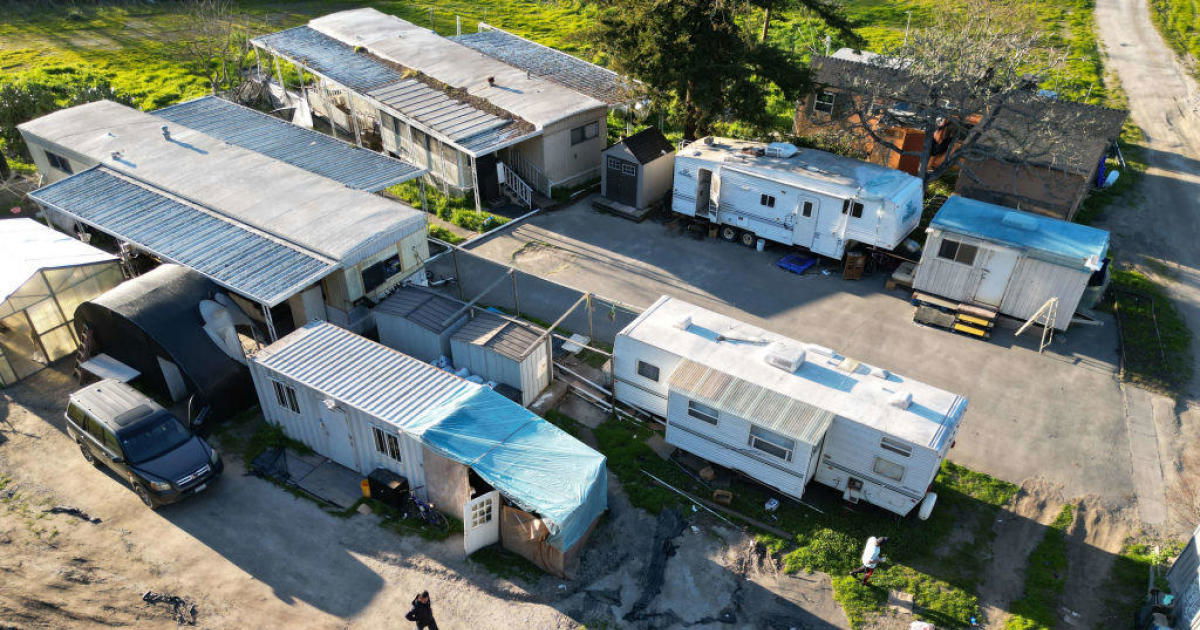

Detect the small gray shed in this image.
[1168,523,1200,630]
[600,127,675,211]
[450,312,549,406]
[374,287,467,363]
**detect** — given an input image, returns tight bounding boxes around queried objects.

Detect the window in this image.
[873,456,906,481]
[272,381,299,414]
[813,91,836,115]
[383,113,403,135]
[760,194,776,208]
[45,151,73,174]
[936,239,979,266]
[802,201,814,217]
[880,437,912,458]
[841,199,864,218]
[636,360,660,382]
[67,403,87,426]
[372,426,402,462]
[749,425,795,461]
[570,121,600,145]
[686,399,719,425]
[361,254,403,294]
[102,427,122,455]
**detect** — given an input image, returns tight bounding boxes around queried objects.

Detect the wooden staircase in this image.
[912,291,999,340]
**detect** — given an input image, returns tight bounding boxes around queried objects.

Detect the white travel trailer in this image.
[613,296,967,518]
[671,137,923,259]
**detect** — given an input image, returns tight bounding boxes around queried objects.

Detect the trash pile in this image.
[142,591,198,625]
[43,505,101,524]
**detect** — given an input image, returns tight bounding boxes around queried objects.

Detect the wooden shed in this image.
[913,195,1110,330]
[374,287,467,363]
[599,127,675,216]
[450,312,549,407]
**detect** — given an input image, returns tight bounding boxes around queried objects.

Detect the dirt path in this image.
[976,480,1065,629]
[1060,498,1139,628]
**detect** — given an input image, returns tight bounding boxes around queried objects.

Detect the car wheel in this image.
[133,482,159,510]
[79,441,99,467]
[739,231,757,248]
[720,226,739,242]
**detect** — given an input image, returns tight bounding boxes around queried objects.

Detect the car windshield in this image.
[119,412,192,464]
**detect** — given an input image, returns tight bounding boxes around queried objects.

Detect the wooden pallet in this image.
[912,292,998,339]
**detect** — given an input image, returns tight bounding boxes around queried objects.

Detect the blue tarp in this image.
[931,195,1110,271]
[408,387,607,551]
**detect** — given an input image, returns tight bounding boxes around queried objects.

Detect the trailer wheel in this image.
[739,231,756,248]
[720,226,739,242]
[917,492,938,520]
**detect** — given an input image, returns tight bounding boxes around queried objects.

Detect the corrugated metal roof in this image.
[452,311,544,361]
[0,218,116,304]
[366,79,534,155]
[374,286,465,333]
[154,96,424,191]
[254,321,477,427]
[932,195,1110,270]
[670,360,833,446]
[28,167,336,306]
[252,26,403,92]
[451,28,629,104]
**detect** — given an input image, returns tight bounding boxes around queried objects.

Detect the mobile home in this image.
[249,322,607,577]
[613,296,966,518]
[1167,523,1200,630]
[913,195,1111,330]
[671,137,923,259]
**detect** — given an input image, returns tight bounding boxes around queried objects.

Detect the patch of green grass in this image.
[367,497,462,541]
[543,409,585,438]
[1105,268,1195,395]
[1149,0,1200,73]
[1004,504,1076,630]
[469,544,544,583]
[241,418,314,467]
[428,224,465,245]
[591,417,690,514]
[384,180,507,232]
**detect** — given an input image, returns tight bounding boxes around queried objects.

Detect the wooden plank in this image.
[953,322,989,338]
[911,291,959,310]
[956,313,994,328]
[957,302,999,319]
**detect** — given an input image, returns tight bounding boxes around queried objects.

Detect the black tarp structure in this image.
[74,264,253,421]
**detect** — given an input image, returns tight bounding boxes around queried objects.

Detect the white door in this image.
[793,198,818,247]
[320,410,357,471]
[157,357,188,402]
[463,490,501,555]
[973,248,1019,307]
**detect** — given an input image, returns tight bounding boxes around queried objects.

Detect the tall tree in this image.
[750,0,859,44]
[586,0,812,140]
[178,0,252,94]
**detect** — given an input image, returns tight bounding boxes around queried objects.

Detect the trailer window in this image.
[45,151,73,174]
[802,201,814,217]
[760,194,776,208]
[813,91,836,115]
[571,121,600,145]
[873,456,905,481]
[749,425,794,461]
[937,239,978,266]
[361,254,403,294]
[880,437,912,457]
[636,360,660,382]
[841,199,864,218]
[272,380,300,414]
[686,399,719,425]
[372,426,402,462]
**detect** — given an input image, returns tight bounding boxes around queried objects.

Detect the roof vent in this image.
[1001,211,1039,231]
[675,315,692,331]
[703,137,714,145]
[161,125,171,140]
[765,342,806,373]
[869,366,891,379]
[765,142,798,158]
[487,76,496,87]
[888,391,912,410]
[806,344,836,358]
[110,151,123,160]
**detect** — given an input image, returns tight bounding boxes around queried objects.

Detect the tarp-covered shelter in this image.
[249,321,606,575]
[0,219,122,386]
[75,264,253,420]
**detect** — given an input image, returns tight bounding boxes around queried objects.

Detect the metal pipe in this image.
[439,268,513,327]
[262,302,279,342]
[511,271,520,317]
[470,155,482,212]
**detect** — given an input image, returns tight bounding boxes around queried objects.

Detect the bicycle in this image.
[403,487,449,533]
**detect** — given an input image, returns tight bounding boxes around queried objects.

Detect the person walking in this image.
[405,591,438,630]
[849,536,888,585]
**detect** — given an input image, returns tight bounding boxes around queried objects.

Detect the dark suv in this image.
[65,379,223,509]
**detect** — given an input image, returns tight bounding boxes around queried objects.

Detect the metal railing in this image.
[499,161,534,208]
[503,149,550,195]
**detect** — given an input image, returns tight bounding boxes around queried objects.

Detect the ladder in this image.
[1016,297,1059,353]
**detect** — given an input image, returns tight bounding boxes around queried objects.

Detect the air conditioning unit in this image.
[764,342,805,372]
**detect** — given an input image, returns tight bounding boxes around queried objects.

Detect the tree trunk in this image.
[683,84,699,142]
[761,6,773,43]
[0,152,10,182]
[918,118,937,195]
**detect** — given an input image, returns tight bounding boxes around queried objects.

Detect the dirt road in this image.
[1094,0,1200,533]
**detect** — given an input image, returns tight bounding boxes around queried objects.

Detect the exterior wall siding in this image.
[612,334,684,417]
[1001,257,1089,330]
[541,107,607,188]
[812,417,943,516]
[449,337,550,406]
[956,159,1089,221]
[376,313,467,364]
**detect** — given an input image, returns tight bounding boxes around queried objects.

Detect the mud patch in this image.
[976,479,1064,628]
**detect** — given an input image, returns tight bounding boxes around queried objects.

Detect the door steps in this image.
[912,291,998,340]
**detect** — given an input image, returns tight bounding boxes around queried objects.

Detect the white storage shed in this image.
[670,137,923,258]
[248,322,607,576]
[600,127,676,212]
[613,295,967,518]
[374,287,468,363]
[450,312,550,407]
[913,195,1111,330]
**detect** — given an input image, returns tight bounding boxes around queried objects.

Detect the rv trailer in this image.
[671,137,923,259]
[613,296,967,518]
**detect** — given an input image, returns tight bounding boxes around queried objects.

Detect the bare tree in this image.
[808,4,1120,193]
[178,0,251,94]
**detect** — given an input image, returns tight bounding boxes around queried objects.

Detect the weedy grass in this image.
[427,224,466,245]
[1148,0,1200,73]
[469,544,545,583]
[1105,268,1194,395]
[1004,504,1076,629]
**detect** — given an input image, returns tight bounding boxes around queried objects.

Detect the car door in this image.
[79,414,109,464]
[98,426,130,477]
